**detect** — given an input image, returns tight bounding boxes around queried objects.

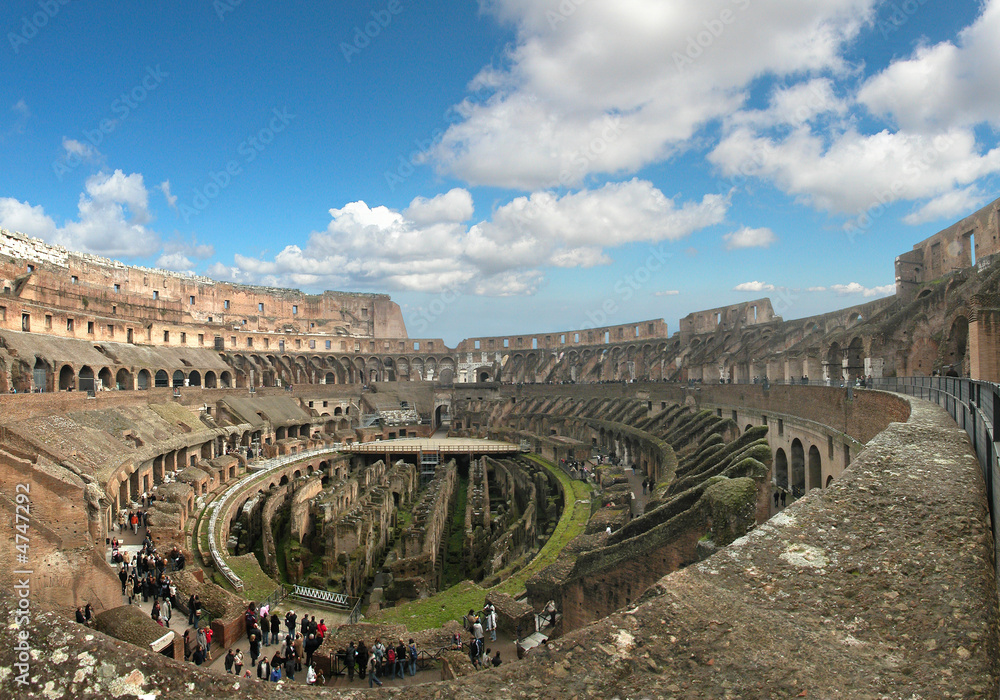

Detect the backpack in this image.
[387,648,395,663]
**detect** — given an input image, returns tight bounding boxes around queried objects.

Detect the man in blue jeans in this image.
[394,640,406,679]
[367,653,382,687]
[408,639,418,676]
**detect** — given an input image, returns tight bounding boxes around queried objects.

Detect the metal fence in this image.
[872,376,1000,580]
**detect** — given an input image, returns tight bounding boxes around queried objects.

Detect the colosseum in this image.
[2,196,1000,698]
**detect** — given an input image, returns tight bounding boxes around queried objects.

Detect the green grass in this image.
[372,454,592,631]
[228,554,282,603]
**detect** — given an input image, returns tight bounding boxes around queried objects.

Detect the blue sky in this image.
[1,0,998,345]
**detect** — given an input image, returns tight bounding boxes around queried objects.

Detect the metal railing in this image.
[208,446,342,591]
[872,376,1000,582]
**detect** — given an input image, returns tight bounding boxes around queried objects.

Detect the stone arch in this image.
[774,448,789,490]
[155,370,169,388]
[172,370,185,388]
[825,342,842,383]
[98,366,113,391]
[204,371,217,388]
[791,439,805,497]
[115,368,132,390]
[944,315,969,376]
[846,337,865,382]
[59,364,75,391]
[188,370,202,387]
[79,365,95,393]
[220,371,232,388]
[808,445,822,491]
[137,369,151,390]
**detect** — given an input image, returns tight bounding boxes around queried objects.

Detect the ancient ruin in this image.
[2,196,1000,698]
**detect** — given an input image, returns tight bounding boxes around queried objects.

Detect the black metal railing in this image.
[872,376,1000,581]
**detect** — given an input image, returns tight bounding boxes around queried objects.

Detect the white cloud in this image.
[723,226,777,250]
[429,0,878,189]
[159,180,178,212]
[62,137,100,161]
[0,170,159,258]
[654,290,680,296]
[902,186,987,225]
[733,281,775,292]
[858,0,1000,132]
[807,286,827,292]
[403,188,474,225]
[216,181,725,295]
[155,237,215,272]
[709,126,1000,214]
[829,282,894,297]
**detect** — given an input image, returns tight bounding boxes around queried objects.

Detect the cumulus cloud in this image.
[723,226,777,250]
[155,236,215,272]
[858,0,1000,132]
[214,181,726,295]
[62,137,100,162]
[733,281,775,292]
[829,282,894,297]
[903,186,987,225]
[428,0,877,189]
[158,180,178,212]
[0,170,159,258]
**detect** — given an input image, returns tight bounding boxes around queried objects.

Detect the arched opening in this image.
[98,367,113,391]
[334,406,343,416]
[846,337,864,382]
[745,424,753,433]
[220,371,232,388]
[154,370,169,388]
[188,370,202,387]
[791,439,805,498]
[825,343,842,384]
[279,475,289,486]
[115,368,132,390]
[774,448,789,490]
[325,372,335,384]
[172,370,185,388]
[825,475,834,487]
[32,358,50,392]
[78,365,95,393]
[204,371,217,388]
[808,445,822,491]
[137,369,151,390]
[59,365,75,391]
[945,316,969,377]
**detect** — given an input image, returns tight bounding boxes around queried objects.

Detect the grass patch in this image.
[228,554,282,603]
[372,454,592,631]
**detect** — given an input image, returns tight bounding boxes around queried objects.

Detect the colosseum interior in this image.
[2,195,1000,698]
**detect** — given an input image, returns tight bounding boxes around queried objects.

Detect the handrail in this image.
[872,376,1000,585]
[208,445,342,592]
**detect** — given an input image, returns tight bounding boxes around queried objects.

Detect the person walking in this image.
[367,652,382,688]
[345,641,356,682]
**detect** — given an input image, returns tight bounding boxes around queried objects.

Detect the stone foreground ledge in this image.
[2,399,997,698]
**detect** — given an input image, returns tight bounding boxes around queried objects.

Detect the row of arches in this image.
[773,439,826,498]
[54,363,233,392]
